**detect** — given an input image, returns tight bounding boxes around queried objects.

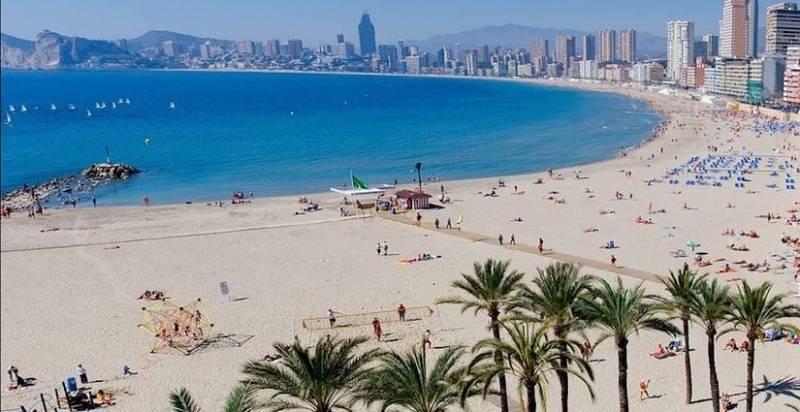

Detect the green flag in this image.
[352,175,369,190]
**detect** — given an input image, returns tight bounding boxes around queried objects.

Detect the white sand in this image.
[2,80,799,412]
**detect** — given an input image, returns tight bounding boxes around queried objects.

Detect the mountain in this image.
[127,30,235,55]
[408,23,666,60]
[1,30,135,68]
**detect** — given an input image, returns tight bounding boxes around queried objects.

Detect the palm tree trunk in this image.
[558,353,569,412]
[745,336,755,412]
[525,380,537,412]
[707,329,720,412]
[491,315,510,412]
[682,317,693,404]
[617,337,629,412]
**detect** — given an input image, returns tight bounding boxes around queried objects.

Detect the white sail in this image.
[68,104,76,111]
[96,102,101,109]
[20,105,28,113]
[5,112,11,124]
[8,105,15,112]
[117,98,124,104]
[86,109,92,118]
[112,102,117,109]
[169,102,176,110]
[50,103,57,111]
[100,102,107,109]
[125,98,131,104]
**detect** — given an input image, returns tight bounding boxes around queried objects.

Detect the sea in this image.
[0,70,661,206]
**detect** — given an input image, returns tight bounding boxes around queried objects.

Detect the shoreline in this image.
[1,72,669,210]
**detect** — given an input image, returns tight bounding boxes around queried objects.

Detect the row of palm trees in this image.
[169,259,799,412]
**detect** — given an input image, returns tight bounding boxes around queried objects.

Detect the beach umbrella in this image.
[686,240,700,252]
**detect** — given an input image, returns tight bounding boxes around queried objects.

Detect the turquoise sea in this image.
[0,71,660,206]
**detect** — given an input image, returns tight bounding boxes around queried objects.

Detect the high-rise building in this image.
[358,12,377,56]
[766,3,800,55]
[199,42,211,59]
[762,53,787,99]
[397,40,407,60]
[703,34,720,59]
[747,0,759,58]
[695,41,708,61]
[555,35,576,67]
[582,35,596,61]
[113,39,128,52]
[407,54,422,74]
[704,57,763,102]
[162,41,176,57]
[238,40,256,55]
[477,44,491,65]
[336,34,345,44]
[619,29,637,63]
[530,38,549,60]
[466,50,478,76]
[266,39,281,57]
[667,21,695,81]
[598,30,617,62]
[721,0,750,58]
[287,39,303,59]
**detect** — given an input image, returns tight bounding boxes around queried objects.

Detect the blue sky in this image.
[1,0,770,43]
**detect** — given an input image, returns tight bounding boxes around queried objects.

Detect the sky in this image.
[0,0,773,44]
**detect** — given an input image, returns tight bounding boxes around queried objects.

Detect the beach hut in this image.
[395,189,432,210]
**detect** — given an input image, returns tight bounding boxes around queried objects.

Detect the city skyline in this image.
[0,0,780,45]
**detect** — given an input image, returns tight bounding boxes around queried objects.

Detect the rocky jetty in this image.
[2,163,139,211]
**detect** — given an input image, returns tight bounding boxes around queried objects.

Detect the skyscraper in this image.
[287,39,303,59]
[582,35,596,61]
[747,0,759,58]
[703,34,720,59]
[266,39,281,57]
[199,41,211,59]
[358,12,377,57]
[598,30,617,62]
[766,2,800,55]
[619,29,637,63]
[721,0,749,57]
[555,35,576,67]
[530,38,549,60]
[336,34,345,44]
[667,21,695,81]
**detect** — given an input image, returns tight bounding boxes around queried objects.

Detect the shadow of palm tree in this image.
[756,375,800,405]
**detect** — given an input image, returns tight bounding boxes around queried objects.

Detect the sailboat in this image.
[125,98,131,104]
[112,102,117,109]
[8,105,15,112]
[50,103,57,111]
[68,104,76,111]
[4,112,11,125]
[117,98,124,104]
[95,102,101,109]
[20,105,28,113]
[86,109,92,118]
[169,102,176,110]
[100,102,107,109]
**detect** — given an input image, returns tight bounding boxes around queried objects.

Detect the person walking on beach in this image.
[382,241,388,256]
[538,238,544,254]
[422,329,432,349]
[639,379,651,400]
[372,317,382,341]
[446,218,452,229]
[510,234,516,245]
[611,255,617,267]
[327,309,337,327]
[92,196,97,207]
[77,364,88,384]
[434,218,440,229]
[397,304,406,321]
[498,234,504,245]
[143,196,150,207]
[377,242,382,255]
[415,212,422,226]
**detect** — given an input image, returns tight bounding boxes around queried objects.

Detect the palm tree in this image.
[466,321,593,412]
[437,258,525,412]
[688,278,731,412]
[169,385,256,412]
[358,345,479,412]
[578,278,679,412]
[657,263,706,404]
[726,281,800,412]
[241,335,379,412]
[515,262,595,412]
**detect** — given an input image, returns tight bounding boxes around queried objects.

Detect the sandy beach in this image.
[2,78,799,411]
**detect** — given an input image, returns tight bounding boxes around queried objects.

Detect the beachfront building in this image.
[530,38,549,61]
[578,59,598,79]
[555,35,576,68]
[358,12,377,57]
[667,21,695,81]
[465,51,478,76]
[517,63,534,78]
[704,57,763,102]
[582,35,596,61]
[762,53,788,100]
[395,190,431,210]
[766,2,800,55]
[162,41,176,57]
[619,29,636,63]
[238,40,256,55]
[287,40,303,59]
[720,0,750,58]
[406,54,422,74]
[598,29,616,62]
[747,0,759,58]
[784,45,800,104]
[199,42,212,59]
